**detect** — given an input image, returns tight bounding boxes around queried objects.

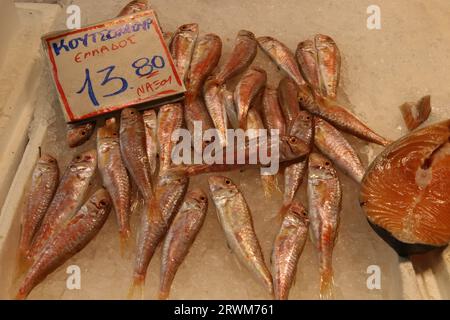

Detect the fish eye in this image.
[200,196,206,201]
[289,137,297,143]
[225,179,231,185]
[81,130,86,136]
[99,200,107,207]
[75,155,81,160]
[325,161,330,166]
[113,133,117,136]
[306,116,310,120]
[130,111,134,115]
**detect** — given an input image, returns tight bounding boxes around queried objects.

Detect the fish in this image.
[159,188,208,300]
[360,120,450,256]
[295,39,321,94]
[204,79,228,147]
[277,77,300,127]
[214,30,257,84]
[246,108,279,196]
[257,36,305,86]
[307,152,341,299]
[315,34,341,100]
[314,117,365,183]
[66,122,95,148]
[186,33,222,101]
[280,111,314,216]
[19,154,59,259]
[271,201,309,300]
[184,97,215,145]
[208,176,273,295]
[298,85,391,146]
[185,134,310,176]
[28,150,97,262]
[97,118,131,249]
[130,168,188,298]
[157,103,184,173]
[222,86,239,129]
[260,87,287,196]
[117,0,148,17]
[169,23,199,83]
[399,95,431,131]
[234,66,267,128]
[120,108,152,200]
[16,188,111,300]
[143,109,158,175]
[261,87,286,136]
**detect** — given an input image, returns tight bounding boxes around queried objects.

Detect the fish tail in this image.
[119,229,132,258]
[14,255,32,282]
[157,290,169,300]
[319,268,334,300]
[127,275,145,300]
[15,290,27,300]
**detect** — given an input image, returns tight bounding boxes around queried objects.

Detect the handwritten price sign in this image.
[42,10,185,123]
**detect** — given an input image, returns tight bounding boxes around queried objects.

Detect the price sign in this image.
[42,10,185,123]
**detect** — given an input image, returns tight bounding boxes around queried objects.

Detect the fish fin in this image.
[158,290,169,300]
[319,268,334,300]
[119,230,132,258]
[127,275,145,300]
[15,291,27,300]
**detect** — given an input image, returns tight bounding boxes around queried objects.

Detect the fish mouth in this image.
[179,23,198,33]
[238,30,255,38]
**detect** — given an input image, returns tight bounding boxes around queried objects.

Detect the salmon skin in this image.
[314,117,365,183]
[298,85,391,146]
[186,33,222,101]
[19,154,59,259]
[120,108,152,200]
[214,30,257,84]
[97,118,131,247]
[184,134,310,176]
[28,150,97,262]
[16,188,112,300]
[257,36,305,87]
[159,188,208,299]
[307,153,341,299]
[131,168,188,298]
[360,119,450,256]
[277,77,300,127]
[66,122,95,148]
[169,23,199,83]
[208,176,273,295]
[143,109,158,175]
[157,103,184,173]
[399,95,431,131]
[234,67,267,129]
[272,201,309,300]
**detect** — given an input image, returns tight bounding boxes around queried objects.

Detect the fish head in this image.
[158,168,189,188]
[67,122,95,148]
[70,149,97,176]
[286,200,310,227]
[314,34,337,50]
[185,188,208,211]
[308,152,337,180]
[208,176,238,199]
[256,36,276,52]
[97,117,119,140]
[120,108,140,126]
[280,135,310,160]
[178,23,199,35]
[237,29,256,39]
[89,188,112,216]
[297,85,316,109]
[288,111,314,144]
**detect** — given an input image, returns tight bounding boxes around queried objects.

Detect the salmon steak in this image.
[360,120,450,256]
